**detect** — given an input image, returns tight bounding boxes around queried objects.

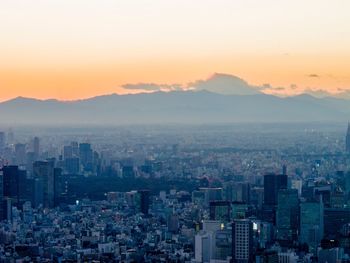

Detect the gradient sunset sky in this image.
[1,0,350,101]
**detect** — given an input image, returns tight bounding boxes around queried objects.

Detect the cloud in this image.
[121,83,185,92]
[119,73,350,100]
[303,88,332,98]
[290,84,298,89]
[122,83,163,91]
[308,74,320,78]
[260,84,301,97]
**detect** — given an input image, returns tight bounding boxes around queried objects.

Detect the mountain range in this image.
[0,90,349,125]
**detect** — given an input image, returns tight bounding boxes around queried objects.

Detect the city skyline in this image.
[1,0,350,101]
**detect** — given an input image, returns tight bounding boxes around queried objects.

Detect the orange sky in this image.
[1,0,350,101]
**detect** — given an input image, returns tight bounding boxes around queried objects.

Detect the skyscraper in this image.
[79,143,93,172]
[15,143,26,165]
[276,189,299,242]
[33,137,40,159]
[263,173,288,224]
[346,122,350,153]
[65,157,80,174]
[63,145,73,159]
[209,201,231,222]
[33,161,55,208]
[0,132,5,152]
[264,173,288,206]
[232,219,254,263]
[2,166,19,204]
[138,189,150,215]
[300,199,324,253]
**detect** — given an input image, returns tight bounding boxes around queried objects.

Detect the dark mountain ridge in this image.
[0,90,349,125]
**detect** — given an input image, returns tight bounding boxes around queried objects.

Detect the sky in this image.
[0,0,350,101]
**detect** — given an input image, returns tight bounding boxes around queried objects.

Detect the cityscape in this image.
[2,0,350,262]
[0,123,349,262]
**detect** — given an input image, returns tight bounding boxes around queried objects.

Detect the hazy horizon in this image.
[1,0,350,101]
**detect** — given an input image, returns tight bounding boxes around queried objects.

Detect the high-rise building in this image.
[79,143,93,172]
[199,187,223,207]
[1,165,27,208]
[232,219,254,263]
[213,229,232,261]
[15,143,26,165]
[324,208,350,239]
[71,141,79,156]
[33,161,55,208]
[33,137,40,158]
[209,201,231,222]
[264,173,288,206]
[63,145,73,159]
[346,122,350,153]
[0,132,5,152]
[2,166,20,205]
[53,167,64,206]
[226,182,250,204]
[276,189,299,242]
[195,231,212,263]
[122,165,135,178]
[65,157,80,174]
[138,189,150,215]
[300,199,324,253]
[232,202,249,220]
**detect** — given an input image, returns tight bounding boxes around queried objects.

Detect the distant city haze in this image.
[1,0,350,101]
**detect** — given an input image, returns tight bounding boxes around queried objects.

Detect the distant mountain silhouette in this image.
[190,73,262,95]
[0,90,349,125]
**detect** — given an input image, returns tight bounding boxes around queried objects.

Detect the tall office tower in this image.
[1,165,27,208]
[324,208,350,239]
[3,166,18,204]
[53,168,63,207]
[138,189,150,215]
[122,165,135,178]
[209,201,231,222]
[15,143,26,165]
[65,157,80,174]
[195,231,212,263]
[226,182,250,204]
[0,132,5,152]
[71,141,79,157]
[346,123,350,153]
[232,219,254,263]
[300,199,324,253]
[232,202,249,219]
[199,187,223,207]
[33,137,40,158]
[276,189,299,242]
[213,229,232,261]
[63,145,73,159]
[264,173,288,206]
[33,161,55,208]
[79,143,93,172]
